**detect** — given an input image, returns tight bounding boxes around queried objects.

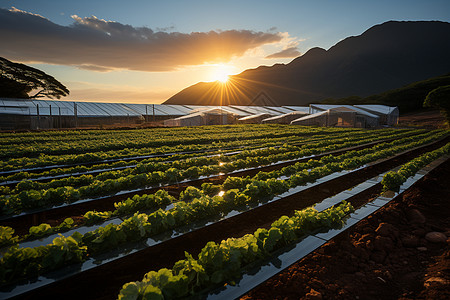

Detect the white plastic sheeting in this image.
[262,111,309,124]
[282,106,310,113]
[0,98,396,128]
[124,104,191,116]
[179,105,249,117]
[164,107,237,126]
[291,108,379,128]
[0,99,34,115]
[309,104,380,119]
[263,106,295,114]
[237,113,273,124]
[230,105,284,116]
[0,98,141,117]
[354,105,399,125]
[0,99,195,117]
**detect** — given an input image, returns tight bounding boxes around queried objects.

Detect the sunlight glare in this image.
[210,64,233,83]
[216,72,229,83]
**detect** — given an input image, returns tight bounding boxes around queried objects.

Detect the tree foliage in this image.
[0,57,69,99]
[424,85,450,125]
[424,85,450,110]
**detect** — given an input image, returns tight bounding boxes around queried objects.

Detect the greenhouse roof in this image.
[264,106,295,114]
[310,104,379,119]
[291,111,328,123]
[354,104,399,115]
[262,110,309,121]
[230,106,283,115]
[282,106,310,113]
[238,113,272,121]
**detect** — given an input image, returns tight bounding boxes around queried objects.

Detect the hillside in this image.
[321,73,450,112]
[164,21,450,106]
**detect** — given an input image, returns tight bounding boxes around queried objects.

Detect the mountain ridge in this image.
[164,21,450,106]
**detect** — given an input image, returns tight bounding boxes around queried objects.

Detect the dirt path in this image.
[398,109,447,129]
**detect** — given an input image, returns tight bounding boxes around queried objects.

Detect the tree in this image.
[0,57,69,99]
[423,85,450,126]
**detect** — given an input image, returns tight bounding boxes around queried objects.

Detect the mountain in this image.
[164,21,450,106]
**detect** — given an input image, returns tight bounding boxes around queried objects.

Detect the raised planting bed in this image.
[3,136,448,300]
[0,135,406,232]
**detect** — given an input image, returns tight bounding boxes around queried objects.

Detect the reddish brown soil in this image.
[398,109,447,129]
[241,158,449,300]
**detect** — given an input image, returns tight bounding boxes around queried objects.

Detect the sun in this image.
[210,64,233,83]
[215,71,229,83]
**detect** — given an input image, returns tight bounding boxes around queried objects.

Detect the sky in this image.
[1,0,449,104]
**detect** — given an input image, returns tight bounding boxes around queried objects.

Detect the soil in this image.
[241,158,449,300]
[398,109,447,129]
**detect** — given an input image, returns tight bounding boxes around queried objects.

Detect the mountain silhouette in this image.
[164,21,450,106]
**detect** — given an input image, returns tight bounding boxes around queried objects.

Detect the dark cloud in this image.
[265,46,301,59]
[0,7,283,72]
[155,25,176,32]
[76,64,114,72]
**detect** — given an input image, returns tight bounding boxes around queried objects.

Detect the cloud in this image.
[265,46,302,59]
[9,6,48,19]
[76,64,114,72]
[264,30,304,59]
[155,25,176,32]
[0,7,284,72]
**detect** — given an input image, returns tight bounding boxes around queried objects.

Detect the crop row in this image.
[0,129,445,287]
[116,148,450,299]
[117,201,354,299]
[3,129,399,192]
[381,142,450,190]
[0,129,444,243]
[0,138,298,183]
[0,129,424,215]
[0,132,297,171]
[0,124,328,146]
[0,197,353,288]
[0,127,365,172]
[0,125,362,159]
[0,129,357,184]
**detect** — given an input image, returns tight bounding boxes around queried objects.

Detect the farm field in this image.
[242,156,450,300]
[0,124,448,300]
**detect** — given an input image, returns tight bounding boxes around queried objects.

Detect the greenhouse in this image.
[0,98,192,130]
[291,106,379,128]
[0,98,399,130]
[354,104,399,126]
[163,107,240,126]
